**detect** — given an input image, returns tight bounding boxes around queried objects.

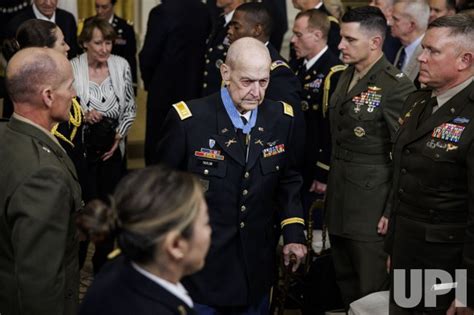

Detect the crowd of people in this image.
[0,0,473,314]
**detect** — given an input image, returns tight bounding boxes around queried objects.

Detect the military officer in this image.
[325,6,415,309]
[156,38,307,314]
[84,0,138,94]
[0,48,82,315]
[387,14,474,314]
[291,9,345,195]
[201,0,244,97]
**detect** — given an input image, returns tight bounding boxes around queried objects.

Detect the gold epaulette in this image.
[323,64,347,118]
[51,97,82,147]
[281,217,305,228]
[281,102,294,117]
[328,15,339,24]
[172,101,193,120]
[271,60,290,71]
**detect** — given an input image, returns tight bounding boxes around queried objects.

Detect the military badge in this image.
[452,117,470,124]
[352,86,383,113]
[209,139,215,149]
[425,139,459,152]
[301,100,309,111]
[432,123,465,143]
[225,138,237,147]
[194,148,225,160]
[263,144,285,158]
[254,139,264,146]
[354,126,366,137]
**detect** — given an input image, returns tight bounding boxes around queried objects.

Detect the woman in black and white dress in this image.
[71,17,136,273]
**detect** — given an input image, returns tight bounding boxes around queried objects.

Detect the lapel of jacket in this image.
[245,102,276,171]
[121,258,196,315]
[404,81,474,144]
[211,96,246,166]
[331,65,353,108]
[9,117,78,180]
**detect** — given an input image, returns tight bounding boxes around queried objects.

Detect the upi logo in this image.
[393,269,467,308]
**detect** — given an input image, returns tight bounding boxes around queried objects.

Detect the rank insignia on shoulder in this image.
[271,60,290,71]
[281,102,294,117]
[172,101,192,120]
[42,146,51,153]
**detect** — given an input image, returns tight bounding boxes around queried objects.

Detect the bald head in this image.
[6,47,67,104]
[220,37,271,113]
[225,37,271,70]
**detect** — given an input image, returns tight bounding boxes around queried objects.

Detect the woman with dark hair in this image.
[2,19,71,118]
[72,17,136,272]
[77,166,211,315]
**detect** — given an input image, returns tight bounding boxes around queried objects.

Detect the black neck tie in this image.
[396,47,406,70]
[237,116,248,147]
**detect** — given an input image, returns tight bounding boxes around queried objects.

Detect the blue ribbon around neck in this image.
[220,87,258,134]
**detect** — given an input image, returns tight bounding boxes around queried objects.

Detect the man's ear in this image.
[40,86,54,109]
[220,63,231,86]
[458,51,473,71]
[370,35,383,50]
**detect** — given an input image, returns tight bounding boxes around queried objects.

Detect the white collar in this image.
[240,111,251,122]
[32,3,56,23]
[131,262,194,308]
[304,46,328,70]
[314,1,323,9]
[224,10,235,26]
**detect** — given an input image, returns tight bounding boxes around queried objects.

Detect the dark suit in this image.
[0,116,82,315]
[201,14,228,97]
[156,92,305,307]
[293,49,344,186]
[80,256,196,315]
[0,0,29,44]
[383,26,402,64]
[387,81,474,312]
[139,0,211,165]
[325,56,415,308]
[263,0,288,53]
[7,5,79,58]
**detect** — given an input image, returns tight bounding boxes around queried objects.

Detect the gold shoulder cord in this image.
[51,98,82,147]
[323,65,347,118]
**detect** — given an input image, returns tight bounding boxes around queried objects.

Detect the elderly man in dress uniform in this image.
[324,6,415,310]
[0,48,82,315]
[156,37,307,315]
[387,14,474,315]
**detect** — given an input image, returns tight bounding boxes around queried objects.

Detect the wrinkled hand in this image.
[377,216,389,235]
[309,180,327,194]
[283,243,307,272]
[446,299,473,315]
[101,135,120,161]
[85,109,103,124]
